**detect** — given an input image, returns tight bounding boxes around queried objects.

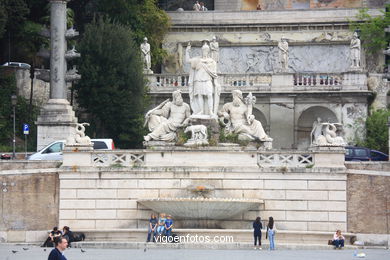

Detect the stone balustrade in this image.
[147,72,366,93]
[293,73,342,88]
[63,147,345,168]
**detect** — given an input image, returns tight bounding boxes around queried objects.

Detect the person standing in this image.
[146,214,158,242]
[253,217,263,249]
[266,216,276,250]
[48,237,68,260]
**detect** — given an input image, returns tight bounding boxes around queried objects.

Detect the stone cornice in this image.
[168,8,384,27]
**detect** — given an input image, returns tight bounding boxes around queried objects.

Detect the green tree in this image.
[0,69,38,152]
[75,17,146,148]
[69,0,170,68]
[350,6,390,55]
[363,109,390,153]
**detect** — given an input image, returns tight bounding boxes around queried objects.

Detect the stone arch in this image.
[253,108,269,133]
[296,106,338,149]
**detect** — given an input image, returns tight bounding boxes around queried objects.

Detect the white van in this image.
[28,139,115,161]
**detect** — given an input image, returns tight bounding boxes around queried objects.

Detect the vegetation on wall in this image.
[361,109,390,153]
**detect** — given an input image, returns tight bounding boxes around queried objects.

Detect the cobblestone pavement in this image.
[0,245,389,260]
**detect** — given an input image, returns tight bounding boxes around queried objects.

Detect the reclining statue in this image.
[144,90,191,142]
[218,90,272,143]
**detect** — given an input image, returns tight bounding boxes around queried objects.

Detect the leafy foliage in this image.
[0,69,38,151]
[75,17,147,148]
[363,109,390,153]
[349,6,390,55]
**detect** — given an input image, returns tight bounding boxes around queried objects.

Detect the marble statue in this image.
[184,124,209,146]
[141,37,152,73]
[218,90,272,142]
[210,36,219,63]
[312,122,347,146]
[350,32,361,69]
[278,37,289,71]
[310,117,323,146]
[66,123,92,146]
[144,90,191,142]
[186,41,220,117]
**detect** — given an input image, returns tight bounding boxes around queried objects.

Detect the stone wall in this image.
[58,166,347,232]
[347,173,390,234]
[0,170,59,242]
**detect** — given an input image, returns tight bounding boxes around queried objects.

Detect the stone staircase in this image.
[72,229,357,249]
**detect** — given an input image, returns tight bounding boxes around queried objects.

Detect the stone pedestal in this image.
[311,146,346,168]
[36,99,77,151]
[189,116,220,145]
[62,143,93,167]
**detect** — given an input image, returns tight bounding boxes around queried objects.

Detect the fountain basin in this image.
[138,198,263,220]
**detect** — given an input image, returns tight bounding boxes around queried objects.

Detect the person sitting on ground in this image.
[62,226,74,247]
[42,227,62,247]
[332,230,345,249]
[147,213,158,242]
[165,215,174,237]
[156,213,166,236]
[48,236,68,260]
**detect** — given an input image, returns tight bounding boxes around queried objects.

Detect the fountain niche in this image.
[138,185,263,220]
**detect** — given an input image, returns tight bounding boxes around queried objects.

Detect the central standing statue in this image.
[186,41,220,117]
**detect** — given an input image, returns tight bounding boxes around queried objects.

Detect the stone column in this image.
[36,0,77,151]
[49,0,67,99]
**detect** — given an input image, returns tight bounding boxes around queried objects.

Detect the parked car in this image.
[28,139,115,161]
[345,146,389,161]
[1,62,31,69]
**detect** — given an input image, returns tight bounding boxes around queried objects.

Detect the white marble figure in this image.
[144,90,191,142]
[141,37,152,73]
[310,117,323,146]
[66,123,92,146]
[312,122,347,146]
[350,32,361,69]
[193,1,201,11]
[278,37,289,71]
[186,41,220,117]
[184,124,208,146]
[218,90,272,142]
[210,36,219,63]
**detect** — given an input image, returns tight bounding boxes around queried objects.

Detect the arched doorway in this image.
[253,108,269,133]
[296,106,338,149]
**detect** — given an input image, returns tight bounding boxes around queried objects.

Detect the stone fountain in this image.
[138,185,263,220]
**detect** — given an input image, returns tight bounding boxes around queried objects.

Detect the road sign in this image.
[23,123,29,135]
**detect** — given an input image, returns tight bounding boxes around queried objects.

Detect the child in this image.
[165,215,174,237]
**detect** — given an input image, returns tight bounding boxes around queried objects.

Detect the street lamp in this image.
[11,95,17,159]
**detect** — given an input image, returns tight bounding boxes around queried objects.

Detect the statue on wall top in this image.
[278,36,289,72]
[218,90,273,143]
[144,91,191,142]
[141,37,153,74]
[311,119,347,146]
[350,31,361,69]
[186,41,220,117]
[66,123,92,146]
[210,36,219,63]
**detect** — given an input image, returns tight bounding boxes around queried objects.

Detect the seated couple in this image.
[147,213,174,242]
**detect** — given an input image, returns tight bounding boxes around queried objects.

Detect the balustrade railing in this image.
[257,152,313,167]
[92,150,145,167]
[221,74,272,89]
[294,74,342,87]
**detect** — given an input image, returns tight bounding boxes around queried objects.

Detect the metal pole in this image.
[25,134,27,159]
[12,104,16,159]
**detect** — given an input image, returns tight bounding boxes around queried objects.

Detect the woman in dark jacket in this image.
[253,217,263,249]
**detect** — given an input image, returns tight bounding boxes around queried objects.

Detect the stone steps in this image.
[75,229,356,246]
[71,241,386,250]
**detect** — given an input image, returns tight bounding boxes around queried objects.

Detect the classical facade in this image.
[147,7,385,149]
